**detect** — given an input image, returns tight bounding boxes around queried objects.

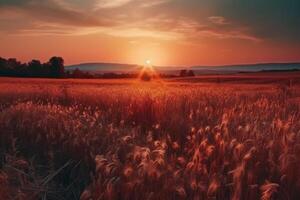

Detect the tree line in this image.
[179,69,195,77]
[0,56,196,79]
[0,57,65,78]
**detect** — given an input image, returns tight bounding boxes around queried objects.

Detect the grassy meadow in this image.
[0,73,300,200]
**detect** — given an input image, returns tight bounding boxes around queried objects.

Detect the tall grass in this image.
[0,79,299,199]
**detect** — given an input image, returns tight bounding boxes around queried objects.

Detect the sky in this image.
[0,0,300,66]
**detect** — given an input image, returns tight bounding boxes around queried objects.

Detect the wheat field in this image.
[0,76,300,200]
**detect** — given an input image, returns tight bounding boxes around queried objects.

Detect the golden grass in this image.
[0,77,299,199]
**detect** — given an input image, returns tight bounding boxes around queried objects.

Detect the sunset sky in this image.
[0,0,300,66]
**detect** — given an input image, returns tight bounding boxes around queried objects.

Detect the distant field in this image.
[171,71,300,84]
[0,73,300,199]
[2,71,300,85]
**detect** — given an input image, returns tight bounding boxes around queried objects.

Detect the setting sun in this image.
[145,60,151,65]
[138,58,160,81]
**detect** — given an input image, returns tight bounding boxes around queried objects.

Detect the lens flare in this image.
[138,59,160,81]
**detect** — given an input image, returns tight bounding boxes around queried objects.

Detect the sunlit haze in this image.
[145,60,151,65]
[1,0,300,66]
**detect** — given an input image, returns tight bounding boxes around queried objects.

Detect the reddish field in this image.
[0,72,300,199]
[172,71,300,84]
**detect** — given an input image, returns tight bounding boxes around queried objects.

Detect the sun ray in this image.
[137,59,160,81]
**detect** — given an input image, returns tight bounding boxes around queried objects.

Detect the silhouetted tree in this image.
[179,69,195,77]
[15,63,28,76]
[49,56,64,78]
[72,68,83,78]
[188,70,195,77]
[7,58,20,70]
[0,57,8,75]
[0,56,67,78]
[28,60,43,77]
[180,69,187,77]
[0,57,22,76]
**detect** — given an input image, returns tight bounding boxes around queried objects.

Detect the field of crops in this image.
[0,75,300,200]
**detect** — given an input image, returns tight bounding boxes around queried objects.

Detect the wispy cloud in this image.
[94,0,133,9]
[0,0,261,43]
[197,28,261,42]
[0,0,300,44]
[94,0,171,9]
[208,16,230,25]
[131,16,260,42]
[106,27,182,40]
[140,0,172,8]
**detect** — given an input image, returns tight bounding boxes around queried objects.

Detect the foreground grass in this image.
[0,78,300,200]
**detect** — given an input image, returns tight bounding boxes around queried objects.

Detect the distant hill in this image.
[66,63,141,73]
[66,62,300,75]
[66,62,183,75]
[191,63,300,74]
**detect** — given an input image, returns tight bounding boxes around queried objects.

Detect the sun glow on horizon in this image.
[137,58,161,81]
[145,59,151,65]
